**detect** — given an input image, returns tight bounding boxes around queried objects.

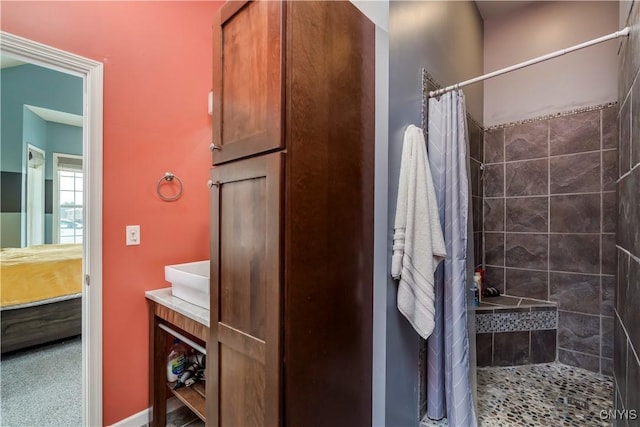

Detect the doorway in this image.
[0,31,103,426]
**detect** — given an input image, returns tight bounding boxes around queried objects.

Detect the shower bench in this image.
[475,295,557,367]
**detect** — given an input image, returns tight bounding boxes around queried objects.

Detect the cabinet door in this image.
[212,0,283,165]
[207,153,283,426]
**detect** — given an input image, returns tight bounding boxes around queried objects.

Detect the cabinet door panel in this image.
[212,0,283,165]
[208,153,282,426]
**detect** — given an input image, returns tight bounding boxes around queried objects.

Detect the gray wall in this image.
[614,0,640,421]
[387,2,483,425]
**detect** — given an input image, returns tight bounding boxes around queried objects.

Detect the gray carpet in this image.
[0,337,82,427]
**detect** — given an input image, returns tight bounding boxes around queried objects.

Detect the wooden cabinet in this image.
[212,0,283,165]
[209,1,375,426]
[207,153,282,426]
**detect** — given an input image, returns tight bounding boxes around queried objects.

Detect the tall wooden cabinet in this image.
[208,1,375,426]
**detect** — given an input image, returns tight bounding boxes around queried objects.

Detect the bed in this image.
[1,244,82,354]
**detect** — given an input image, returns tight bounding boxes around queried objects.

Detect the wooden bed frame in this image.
[1,296,81,354]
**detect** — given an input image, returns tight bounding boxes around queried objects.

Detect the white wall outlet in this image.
[126,225,141,246]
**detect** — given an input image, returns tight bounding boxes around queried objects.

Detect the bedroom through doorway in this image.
[0,33,103,427]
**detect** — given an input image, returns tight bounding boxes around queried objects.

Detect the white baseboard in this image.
[110,397,183,427]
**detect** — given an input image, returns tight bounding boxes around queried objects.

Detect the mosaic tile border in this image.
[476,310,557,333]
[484,101,618,131]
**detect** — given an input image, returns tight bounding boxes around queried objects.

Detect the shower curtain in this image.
[426,90,477,426]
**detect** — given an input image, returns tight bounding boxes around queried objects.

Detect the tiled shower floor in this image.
[421,363,614,427]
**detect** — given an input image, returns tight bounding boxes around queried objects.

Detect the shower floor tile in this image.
[421,363,613,427]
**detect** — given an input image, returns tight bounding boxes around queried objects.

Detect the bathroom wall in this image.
[481,0,620,376]
[388,1,483,425]
[482,104,617,375]
[614,0,640,420]
[2,1,222,424]
[484,1,618,126]
[0,64,83,247]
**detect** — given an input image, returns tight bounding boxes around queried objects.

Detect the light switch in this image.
[126,225,140,246]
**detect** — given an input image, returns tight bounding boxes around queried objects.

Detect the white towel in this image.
[392,125,446,339]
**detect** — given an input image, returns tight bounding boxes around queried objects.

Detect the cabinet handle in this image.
[207,180,220,189]
[210,143,221,151]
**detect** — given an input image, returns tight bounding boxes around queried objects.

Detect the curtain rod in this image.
[429,26,630,98]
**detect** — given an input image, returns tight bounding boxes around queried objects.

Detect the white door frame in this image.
[26,144,46,246]
[1,31,104,427]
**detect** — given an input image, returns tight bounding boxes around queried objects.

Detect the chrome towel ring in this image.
[157,172,183,202]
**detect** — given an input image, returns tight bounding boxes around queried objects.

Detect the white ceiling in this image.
[475,1,535,21]
[25,105,83,127]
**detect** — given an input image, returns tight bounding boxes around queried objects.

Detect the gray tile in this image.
[549,272,600,315]
[482,295,519,307]
[505,121,549,161]
[469,121,483,162]
[506,197,548,232]
[530,329,556,363]
[617,249,630,323]
[484,163,504,197]
[602,192,617,233]
[472,196,482,232]
[484,232,504,266]
[505,233,548,270]
[484,128,504,163]
[602,275,615,317]
[484,198,504,232]
[618,167,640,256]
[505,268,548,301]
[602,106,618,149]
[633,70,640,168]
[619,97,631,177]
[558,348,601,373]
[474,231,483,269]
[602,149,618,192]
[476,333,493,367]
[493,331,529,366]
[558,311,600,355]
[626,348,640,424]
[614,316,627,410]
[550,152,601,194]
[601,358,614,377]
[505,159,548,196]
[484,266,504,294]
[549,194,600,233]
[471,161,482,197]
[601,317,614,359]
[550,110,600,156]
[601,234,616,275]
[626,258,640,355]
[549,234,600,274]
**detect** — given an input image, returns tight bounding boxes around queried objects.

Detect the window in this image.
[54,154,83,244]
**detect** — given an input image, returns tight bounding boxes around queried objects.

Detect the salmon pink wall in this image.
[2,1,222,424]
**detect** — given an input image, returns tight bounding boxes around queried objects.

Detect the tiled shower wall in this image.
[482,105,617,375]
[614,0,640,420]
[469,118,484,269]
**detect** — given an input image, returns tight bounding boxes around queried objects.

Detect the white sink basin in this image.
[165,260,210,310]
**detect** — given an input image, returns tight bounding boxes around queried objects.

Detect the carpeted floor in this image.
[0,337,82,427]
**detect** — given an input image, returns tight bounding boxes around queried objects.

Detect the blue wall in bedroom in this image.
[0,63,82,247]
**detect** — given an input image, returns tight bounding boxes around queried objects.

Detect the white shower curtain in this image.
[426,90,477,426]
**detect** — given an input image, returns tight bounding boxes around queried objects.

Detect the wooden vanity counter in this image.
[146,288,209,426]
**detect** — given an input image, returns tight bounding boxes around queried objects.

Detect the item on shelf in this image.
[167,339,188,382]
[174,351,206,390]
[482,287,501,298]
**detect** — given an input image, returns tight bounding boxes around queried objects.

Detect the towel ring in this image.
[157,172,183,202]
